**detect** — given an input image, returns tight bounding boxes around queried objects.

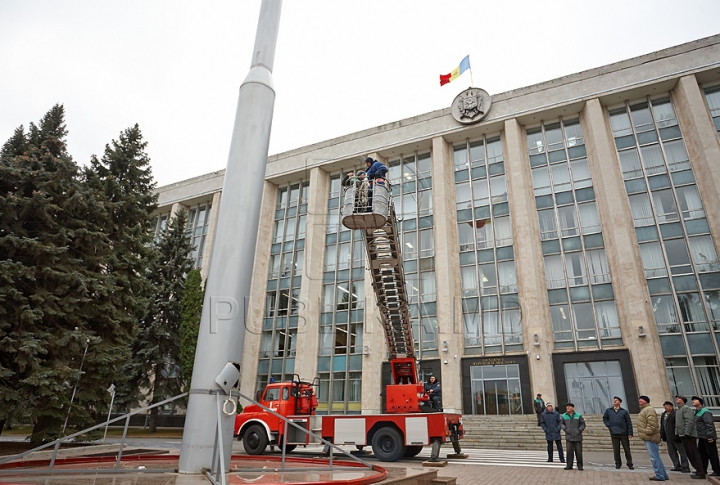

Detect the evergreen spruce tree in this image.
[85,125,158,412]
[0,106,117,443]
[130,209,194,432]
[179,269,204,388]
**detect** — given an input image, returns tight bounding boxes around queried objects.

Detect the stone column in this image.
[170,202,186,217]
[200,191,222,282]
[239,181,277,396]
[503,118,556,404]
[582,98,669,402]
[294,167,328,382]
[672,75,720,256]
[430,136,463,414]
[362,270,384,414]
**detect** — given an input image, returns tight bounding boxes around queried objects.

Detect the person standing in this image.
[534,393,545,426]
[561,402,585,471]
[692,396,720,477]
[425,376,442,410]
[602,396,634,470]
[661,400,690,473]
[540,403,565,463]
[638,395,669,481]
[676,394,705,479]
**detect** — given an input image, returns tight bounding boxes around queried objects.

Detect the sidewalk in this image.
[432,449,711,485]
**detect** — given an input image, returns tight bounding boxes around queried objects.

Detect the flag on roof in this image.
[440,55,470,86]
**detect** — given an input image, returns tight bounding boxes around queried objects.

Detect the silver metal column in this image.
[179,0,282,473]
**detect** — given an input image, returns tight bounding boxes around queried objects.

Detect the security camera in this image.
[215,362,240,394]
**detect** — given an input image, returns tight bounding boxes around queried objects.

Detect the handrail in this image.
[0,392,188,469]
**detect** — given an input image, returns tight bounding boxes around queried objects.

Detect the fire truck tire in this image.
[371,427,405,462]
[242,424,269,455]
[403,445,423,458]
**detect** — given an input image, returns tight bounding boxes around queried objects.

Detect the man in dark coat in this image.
[693,396,720,477]
[561,402,586,471]
[675,394,705,479]
[364,157,388,182]
[363,157,388,212]
[602,396,634,470]
[540,403,565,463]
[425,376,442,410]
[661,400,690,473]
[534,393,545,426]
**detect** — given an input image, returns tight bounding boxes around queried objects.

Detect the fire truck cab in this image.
[234,378,317,455]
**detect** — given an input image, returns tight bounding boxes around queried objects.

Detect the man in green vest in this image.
[534,393,545,426]
[693,396,720,477]
[561,402,586,471]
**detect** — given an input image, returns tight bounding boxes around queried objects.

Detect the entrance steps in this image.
[461,414,651,453]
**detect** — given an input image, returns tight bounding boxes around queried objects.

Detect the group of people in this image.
[537,393,719,481]
[538,400,584,470]
[342,157,388,213]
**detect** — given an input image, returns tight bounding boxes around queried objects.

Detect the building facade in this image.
[156,35,720,415]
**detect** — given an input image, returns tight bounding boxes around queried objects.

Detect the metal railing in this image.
[0,392,188,473]
[0,389,381,485]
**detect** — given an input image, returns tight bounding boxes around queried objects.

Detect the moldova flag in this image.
[440,55,470,86]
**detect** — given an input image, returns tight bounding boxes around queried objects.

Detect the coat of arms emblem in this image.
[451,87,492,125]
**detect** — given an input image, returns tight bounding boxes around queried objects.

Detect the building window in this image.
[154,213,170,242]
[704,84,720,139]
[455,136,522,354]
[185,203,212,269]
[317,169,365,414]
[610,96,720,406]
[527,118,621,350]
[389,152,438,358]
[256,181,309,395]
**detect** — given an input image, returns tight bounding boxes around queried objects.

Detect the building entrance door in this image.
[470,364,523,415]
[564,361,627,415]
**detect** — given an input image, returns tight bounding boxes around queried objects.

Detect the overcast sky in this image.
[1,1,719,187]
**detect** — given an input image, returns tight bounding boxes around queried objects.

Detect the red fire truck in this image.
[234,180,465,462]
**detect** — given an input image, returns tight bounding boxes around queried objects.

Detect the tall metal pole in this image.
[178,0,282,473]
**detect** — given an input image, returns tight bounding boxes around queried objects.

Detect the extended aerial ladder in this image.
[233,175,465,462]
[341,179,432,413]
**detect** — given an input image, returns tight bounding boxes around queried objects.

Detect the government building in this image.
[155,35,720,416]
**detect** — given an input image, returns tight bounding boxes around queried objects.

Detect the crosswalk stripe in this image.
[290,445,567,468]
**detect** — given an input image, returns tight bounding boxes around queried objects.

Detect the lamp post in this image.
[62,337,90,434]
[178,0,283,473]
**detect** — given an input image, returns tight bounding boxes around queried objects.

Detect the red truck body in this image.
[234,378,463,462]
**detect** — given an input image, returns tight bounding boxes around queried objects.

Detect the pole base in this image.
[423,460,448,467]
[446,453,468,459]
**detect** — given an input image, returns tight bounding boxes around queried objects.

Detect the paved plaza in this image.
[1,435,718,484]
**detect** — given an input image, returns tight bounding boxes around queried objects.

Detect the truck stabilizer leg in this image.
[423,439,448,467]
[446,425,468,459]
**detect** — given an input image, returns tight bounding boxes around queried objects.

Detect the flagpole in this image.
[470,67,474,87]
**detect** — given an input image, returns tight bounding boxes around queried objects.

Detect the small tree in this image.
[130,209,194,432]
[180,269,204,388]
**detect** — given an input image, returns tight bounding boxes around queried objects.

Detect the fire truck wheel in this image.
[371,427,405,462]
[243,424,268,455]
[282,444,297,453]
[403,446,423,458]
